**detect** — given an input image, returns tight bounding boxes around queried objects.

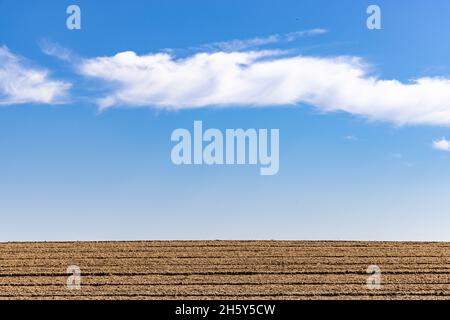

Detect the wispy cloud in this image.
[389,153,415,167]
[345,135,359,141]
[78,49,450,126]
[200,29,328,52]
[0,46,71,106]
[389,152,403,159]
[39,39,77,62]
[432,137,450,151]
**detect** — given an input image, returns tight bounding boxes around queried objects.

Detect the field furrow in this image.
[0,241,448,300]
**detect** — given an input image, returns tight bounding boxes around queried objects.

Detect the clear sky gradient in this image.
[1,0,450,241]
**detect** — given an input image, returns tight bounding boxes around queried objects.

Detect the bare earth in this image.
[0,241,449,300]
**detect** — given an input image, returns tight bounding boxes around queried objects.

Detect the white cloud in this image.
[432,138,450,151]
[79,49,450,125]
[39,39,76,62]
[345,135,359,141]
[201,29,328,51]
[389,152,403,159]
[0,46,71,106]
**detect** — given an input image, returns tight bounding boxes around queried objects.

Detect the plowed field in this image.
[0,241,449,299]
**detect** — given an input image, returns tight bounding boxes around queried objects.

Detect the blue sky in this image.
[1,0,450,241]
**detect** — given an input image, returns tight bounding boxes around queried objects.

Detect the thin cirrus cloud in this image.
[0,46,71,106]
[198,28,328,52]
[39,39,77,62]
[79,48,450,126]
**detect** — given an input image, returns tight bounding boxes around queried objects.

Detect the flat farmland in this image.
[0,241,449,300]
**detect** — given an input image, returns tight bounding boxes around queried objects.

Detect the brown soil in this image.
[0,241,449,300]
